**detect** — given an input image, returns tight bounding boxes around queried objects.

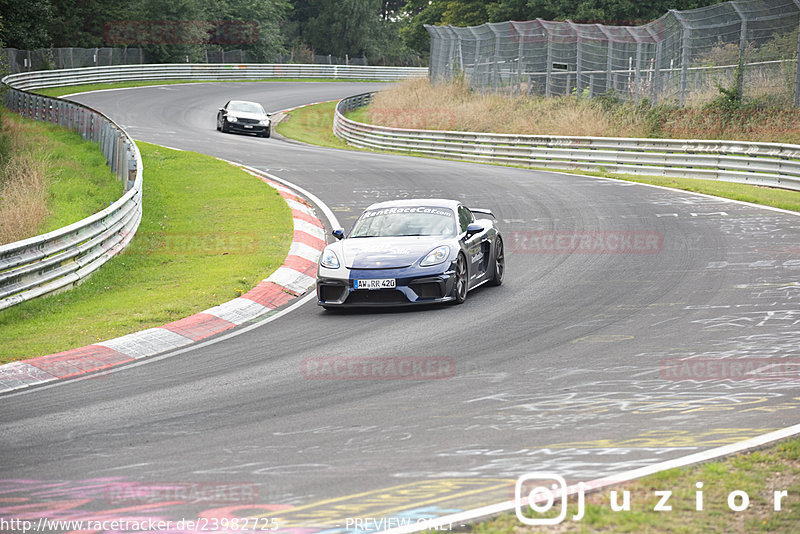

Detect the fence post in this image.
[596,24,613,93]
[796,18,800,107]
[455,37,463,73]
[671,10,691,107]
[489,24,502,90]
[447,28,456,80]
[568,21,581,95]
[632,29,643,104]
[468,27,481,88]
[644,25,661,106]
[513,22,524,94]
[541,19,553,98]
[731,2,748,101]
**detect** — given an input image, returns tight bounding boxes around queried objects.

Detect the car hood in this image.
[340,236,449,269]
[228,110,268,121]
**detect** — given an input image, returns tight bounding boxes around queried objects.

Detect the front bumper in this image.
[227,121,269,135]
[317,265,457,307]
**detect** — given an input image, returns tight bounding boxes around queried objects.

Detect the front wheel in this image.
[489,235,505,286]
[453,253,468,304]
[261,127,271,138]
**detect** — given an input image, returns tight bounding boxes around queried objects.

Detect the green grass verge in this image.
[562,170,800,213]
[35,78,386,98]
[3,109,122,234]
[36,80,210,97]
[478,437,800,533]
[275,100,352,149]
[0,142,292,363]
[278,101,800,213]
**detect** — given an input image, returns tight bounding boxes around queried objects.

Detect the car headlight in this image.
[320,248,340,269]
[259,118,270,126]
[420,245,450,267]
[228,115,238,122]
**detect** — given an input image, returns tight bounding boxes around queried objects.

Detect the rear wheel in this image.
[489,235,505,286]
[453,253,468,304]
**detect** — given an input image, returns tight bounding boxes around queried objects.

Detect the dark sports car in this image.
[316,199,504,308]
[216,100,271,137]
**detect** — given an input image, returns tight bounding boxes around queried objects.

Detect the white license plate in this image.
[354,279,396,290]
[244,125,253,129]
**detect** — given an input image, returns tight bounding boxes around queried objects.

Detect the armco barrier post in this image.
[127,155,137,191]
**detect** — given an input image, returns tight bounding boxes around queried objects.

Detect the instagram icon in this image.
[515,473,585,525]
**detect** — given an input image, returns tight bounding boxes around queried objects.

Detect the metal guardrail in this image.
[0,65,424,311]
[4,64,428,91]
[0,77,143,311]
[334,92,800,192]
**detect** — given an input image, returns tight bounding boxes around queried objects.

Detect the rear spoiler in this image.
[470,208,495,219]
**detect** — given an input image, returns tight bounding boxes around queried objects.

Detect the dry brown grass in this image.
[365,77,653,137]
[0,116,51,245]
[361,78,800,144]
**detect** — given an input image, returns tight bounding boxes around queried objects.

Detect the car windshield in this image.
[350,206,457,238]
[228,102,265,114]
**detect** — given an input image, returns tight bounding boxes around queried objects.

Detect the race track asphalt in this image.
[1,81,798,529]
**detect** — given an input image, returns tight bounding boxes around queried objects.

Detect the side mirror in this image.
[465,223,484,237]
[218,108,225,112]
[332,228,345,240]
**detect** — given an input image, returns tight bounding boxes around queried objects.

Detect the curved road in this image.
[2,81,799,530]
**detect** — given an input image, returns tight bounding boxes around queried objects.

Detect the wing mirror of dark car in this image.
[465,223,484,237]
[332,228,345,240]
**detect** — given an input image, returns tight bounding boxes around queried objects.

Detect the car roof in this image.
[228,100,260,105]
[363,199,461,211]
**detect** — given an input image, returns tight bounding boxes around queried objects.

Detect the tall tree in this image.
[399,0,446,56]
[48,0,128,48]
[523,0,725,24]
[487,0,534,22]
[0,0,53,49]
[205,0,290,62]
[302,0,383,58]
[126,0,209,63]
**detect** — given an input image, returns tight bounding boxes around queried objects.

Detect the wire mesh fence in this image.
[3,48,147,73]
[426,0,800,107]
[2,48,377,74]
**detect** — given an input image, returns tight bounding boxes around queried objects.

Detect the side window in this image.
[458,205,473,233]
